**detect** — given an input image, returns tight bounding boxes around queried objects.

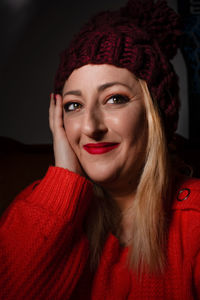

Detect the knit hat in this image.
[54,0,182,141]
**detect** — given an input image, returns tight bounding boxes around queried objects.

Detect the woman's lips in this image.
[83,142,120,154]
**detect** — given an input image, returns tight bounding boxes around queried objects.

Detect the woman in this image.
[1,0,200,299]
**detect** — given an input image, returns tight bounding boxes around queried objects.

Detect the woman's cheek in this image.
[64,117,81,147]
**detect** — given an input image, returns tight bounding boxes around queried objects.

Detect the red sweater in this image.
[0,167,200,299]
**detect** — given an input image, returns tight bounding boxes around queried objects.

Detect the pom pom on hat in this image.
[54,0,182,141]
[121,0,181,60]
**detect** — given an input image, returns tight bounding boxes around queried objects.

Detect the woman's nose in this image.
[82,108,108,139]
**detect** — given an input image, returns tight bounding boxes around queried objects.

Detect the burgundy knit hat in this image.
[54,0,182,141]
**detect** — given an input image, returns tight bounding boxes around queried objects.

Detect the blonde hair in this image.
[85,80,171,274]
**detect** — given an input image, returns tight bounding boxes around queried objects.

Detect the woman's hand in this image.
[49,93,83,175]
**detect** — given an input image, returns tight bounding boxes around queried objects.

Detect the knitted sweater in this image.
[0,167,200,300]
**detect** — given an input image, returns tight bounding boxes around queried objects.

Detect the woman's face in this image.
[62,64,148,188]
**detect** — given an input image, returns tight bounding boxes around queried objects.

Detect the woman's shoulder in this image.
[172,176,200,212]
[170,177,200,259]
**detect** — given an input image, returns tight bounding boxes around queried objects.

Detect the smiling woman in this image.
[1,0,200,299]
[62,65,147,188]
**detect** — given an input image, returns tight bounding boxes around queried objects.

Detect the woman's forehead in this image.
[63,64,139,91]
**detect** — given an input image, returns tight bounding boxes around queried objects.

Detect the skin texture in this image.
[61,64,148,210]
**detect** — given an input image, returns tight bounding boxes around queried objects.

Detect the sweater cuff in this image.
[27,166,93,220]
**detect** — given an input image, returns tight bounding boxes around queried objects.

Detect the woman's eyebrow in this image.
[63,81,131,97]
[63,90,82,97]
[97,81,131,92]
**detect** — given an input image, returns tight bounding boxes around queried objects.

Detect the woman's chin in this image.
[84,168,120,186]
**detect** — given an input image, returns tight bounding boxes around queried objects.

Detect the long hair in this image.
[85,80,171,274]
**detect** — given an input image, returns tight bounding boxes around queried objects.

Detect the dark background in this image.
[0,0,190,145]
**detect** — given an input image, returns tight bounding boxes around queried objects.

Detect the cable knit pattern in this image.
[54,0,182,140]
[0,168,200,299]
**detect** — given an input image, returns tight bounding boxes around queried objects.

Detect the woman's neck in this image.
[104,184,137,246]
[104,178,137,212]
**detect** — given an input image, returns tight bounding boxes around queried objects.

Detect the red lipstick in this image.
[83,142,119,154]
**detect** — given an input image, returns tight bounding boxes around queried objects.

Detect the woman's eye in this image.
[64,102,82,112]
[106,94,130,104]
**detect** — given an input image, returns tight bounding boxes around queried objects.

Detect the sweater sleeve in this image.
[0,166,93,300]
[194,249,200,299]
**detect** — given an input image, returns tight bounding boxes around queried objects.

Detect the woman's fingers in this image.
[49,93,55,132]
[54,94,64,131]
[49,93,64,132]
